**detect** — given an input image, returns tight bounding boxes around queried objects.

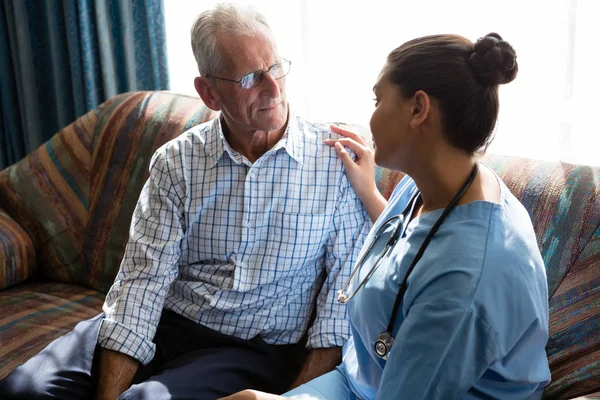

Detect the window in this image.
[165,0,600,166]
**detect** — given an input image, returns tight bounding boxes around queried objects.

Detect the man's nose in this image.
[260,72,281,97]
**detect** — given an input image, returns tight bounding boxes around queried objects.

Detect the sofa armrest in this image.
[0,207,36,290]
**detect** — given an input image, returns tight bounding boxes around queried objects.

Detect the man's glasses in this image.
[207,59,291,90]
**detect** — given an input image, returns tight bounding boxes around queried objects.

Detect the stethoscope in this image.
[337,163,479,360]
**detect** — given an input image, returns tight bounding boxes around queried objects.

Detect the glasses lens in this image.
[270,61,291,80]
[240,72,261,89]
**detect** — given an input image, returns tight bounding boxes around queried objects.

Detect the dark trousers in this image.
[0,310,306,399]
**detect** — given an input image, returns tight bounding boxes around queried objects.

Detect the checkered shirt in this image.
[98,111,371,365]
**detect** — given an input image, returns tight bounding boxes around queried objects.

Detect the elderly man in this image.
[0,3,370,400]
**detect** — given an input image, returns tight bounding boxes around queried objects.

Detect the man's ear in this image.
[194,76,221,111]
[409,90,431,129]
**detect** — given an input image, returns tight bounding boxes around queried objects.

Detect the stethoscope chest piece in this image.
[374,331,394,360]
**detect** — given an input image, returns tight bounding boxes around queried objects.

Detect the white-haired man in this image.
[0,4,370,399]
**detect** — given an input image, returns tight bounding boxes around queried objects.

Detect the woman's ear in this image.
[194,76,222,111]
[409,90,431,129]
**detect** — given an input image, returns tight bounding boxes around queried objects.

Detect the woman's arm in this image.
[325,125,387,222]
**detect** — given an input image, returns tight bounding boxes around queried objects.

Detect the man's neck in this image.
[221,118,289,163]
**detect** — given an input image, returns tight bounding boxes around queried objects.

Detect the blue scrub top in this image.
[286,169,551,399]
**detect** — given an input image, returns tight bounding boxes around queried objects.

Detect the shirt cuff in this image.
[97,318,156,365]
[306,318,351,349]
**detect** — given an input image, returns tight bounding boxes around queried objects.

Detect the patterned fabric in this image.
[0,0,169,169]
[0,281,105,379]
[0,207,35,289]
[375,167,405,200]
[99,113,371,364]
[0,92,217,292]
[0,108,96,286]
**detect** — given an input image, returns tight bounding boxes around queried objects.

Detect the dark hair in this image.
[386,33,518,153]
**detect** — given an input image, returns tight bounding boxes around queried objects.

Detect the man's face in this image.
[209,27,288,134]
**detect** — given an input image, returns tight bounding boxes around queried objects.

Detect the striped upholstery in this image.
[0,109,96,288]
[0,91,217,292]
[0,92,599,398]
[0,281,105,378]
[0,208,35,289]
[375,168,405,200]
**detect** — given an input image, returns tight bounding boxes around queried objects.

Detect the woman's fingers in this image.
[330,124,369,146]
[324,138,370,158]
[333,141,356,170]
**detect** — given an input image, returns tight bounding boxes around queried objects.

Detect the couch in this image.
[0,91,599,399]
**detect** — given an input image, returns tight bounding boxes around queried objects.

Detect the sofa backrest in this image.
[0,90,598,397]
[0,91,217,292]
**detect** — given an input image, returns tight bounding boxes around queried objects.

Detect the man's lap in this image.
[0,310,305,400]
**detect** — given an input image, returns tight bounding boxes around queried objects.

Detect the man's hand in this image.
[288,347,342,390]
[96,348,140,400]
[219,389,289,400]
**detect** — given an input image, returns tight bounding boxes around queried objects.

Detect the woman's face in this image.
[369,72,415,171]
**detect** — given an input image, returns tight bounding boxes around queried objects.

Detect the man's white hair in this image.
[190,3,272,76]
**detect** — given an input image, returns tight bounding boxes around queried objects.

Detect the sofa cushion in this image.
[375,167,405,200]
[0,108,96,287]
[543,222,600,399]
[0,281,105,379]
[0,208,36,289]
[0,92,217,292]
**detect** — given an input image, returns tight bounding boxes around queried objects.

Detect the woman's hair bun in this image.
[468,33,518,85]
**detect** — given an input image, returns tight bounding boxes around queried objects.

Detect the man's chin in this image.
[260,119,287,132]
[255,105,288,131]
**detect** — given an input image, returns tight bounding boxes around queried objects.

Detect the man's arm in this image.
[96,150,186,398]
[288,347,341,389]
[96,349,140,400]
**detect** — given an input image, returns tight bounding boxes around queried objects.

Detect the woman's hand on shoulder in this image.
[325,125,387,222]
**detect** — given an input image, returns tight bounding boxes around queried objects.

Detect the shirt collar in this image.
[206,107,304,168]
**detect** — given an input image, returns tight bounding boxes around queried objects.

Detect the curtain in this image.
[165,0,600,167]
[0,0,169,169]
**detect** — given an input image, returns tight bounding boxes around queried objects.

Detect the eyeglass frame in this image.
[205,59,292,90]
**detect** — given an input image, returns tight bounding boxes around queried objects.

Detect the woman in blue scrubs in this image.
[223,32,550,400]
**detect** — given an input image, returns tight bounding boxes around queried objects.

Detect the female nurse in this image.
[223,32,551,400]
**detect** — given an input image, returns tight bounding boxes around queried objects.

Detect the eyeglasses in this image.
[206,59,291,90]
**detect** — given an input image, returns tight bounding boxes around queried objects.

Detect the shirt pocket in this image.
[260,211,332,278]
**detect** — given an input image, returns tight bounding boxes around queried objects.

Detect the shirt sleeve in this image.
[97,150,186,365]
[306,173,371,349]
[375,302,500,399]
